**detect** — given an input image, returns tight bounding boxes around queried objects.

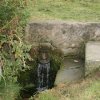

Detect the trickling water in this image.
[37,60,50,91]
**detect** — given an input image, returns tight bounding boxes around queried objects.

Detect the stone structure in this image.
[24,21,100,84]
[25,21,100,58]
[85,41,100,75]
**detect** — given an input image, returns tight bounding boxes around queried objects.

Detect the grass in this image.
[30,0,100,21]
[32,70,100,100]
[0,82,21,100]
[33,90,60,100]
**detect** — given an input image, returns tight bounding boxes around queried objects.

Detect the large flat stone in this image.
[24,21,100,57]
[85,41,100,75]
[55,58,84,85]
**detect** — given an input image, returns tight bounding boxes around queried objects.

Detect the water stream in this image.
[37,60,50,91]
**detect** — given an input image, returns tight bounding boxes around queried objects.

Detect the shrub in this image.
[0,0,33,99]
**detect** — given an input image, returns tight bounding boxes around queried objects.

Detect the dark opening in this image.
[17,45,62,99]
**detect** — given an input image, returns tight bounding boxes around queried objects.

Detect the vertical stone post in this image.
[85,41,100,75]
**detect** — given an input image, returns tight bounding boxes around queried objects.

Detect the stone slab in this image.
[85,41,100,75]
[55,58,85,85]
[24,21,100,57]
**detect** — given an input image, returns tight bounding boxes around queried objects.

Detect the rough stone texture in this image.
[24,21,100,57]
[55,58,84,85]
[85,41,100,75]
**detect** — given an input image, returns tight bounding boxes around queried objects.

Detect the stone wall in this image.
[24,21,100,57]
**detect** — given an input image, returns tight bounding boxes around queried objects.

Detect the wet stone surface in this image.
[55,58,85,85]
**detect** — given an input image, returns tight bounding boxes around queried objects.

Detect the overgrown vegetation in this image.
[0,0,33,99]
[0,1,63,99]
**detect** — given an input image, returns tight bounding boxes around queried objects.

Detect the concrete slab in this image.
[85,41,100,75]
